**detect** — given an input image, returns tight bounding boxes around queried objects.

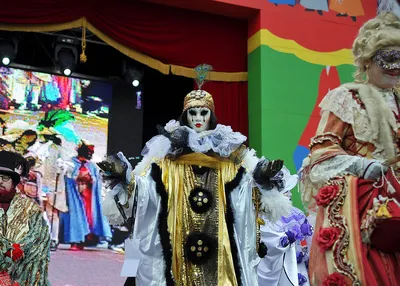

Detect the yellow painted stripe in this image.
[248,29,354,66]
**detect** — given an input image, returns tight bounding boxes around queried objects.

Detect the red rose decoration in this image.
[322,272,348,286]
[5,244,24,262]
[316,227,341,251]
[315,185,339,207]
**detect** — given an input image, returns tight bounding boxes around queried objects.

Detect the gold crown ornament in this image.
[183,64,215,113]
[183,89,215,112]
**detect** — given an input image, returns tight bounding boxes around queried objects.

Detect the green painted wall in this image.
[248,45,355,209]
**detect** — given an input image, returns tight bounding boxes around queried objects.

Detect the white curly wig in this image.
[353,12,400,82]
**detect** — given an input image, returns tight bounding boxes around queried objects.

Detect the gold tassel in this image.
[376,201,392,219]
[257,217,265,226]
[80,25,87,63]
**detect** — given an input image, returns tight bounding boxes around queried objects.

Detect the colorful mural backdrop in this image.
[246,0,378,209]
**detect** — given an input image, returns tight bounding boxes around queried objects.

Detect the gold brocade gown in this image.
[157,152,245,286]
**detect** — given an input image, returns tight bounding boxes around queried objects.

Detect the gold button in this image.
[190,246,196,252]
[196,252,202,257]
[193,197,198,201]
[203,198,208,203]
[198,192,203,196]
[198,247,202,251]
[197,202,203,207]
[198,240,203,246]
[204,246,209,252]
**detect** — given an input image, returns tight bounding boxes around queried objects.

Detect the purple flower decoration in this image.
[281,211,305,223]
[280,236,289,247]
[292,224,303,240]
[286,231,297,244]
[300,219,313,237]
[298,273,308,286]
[297,251,304,264]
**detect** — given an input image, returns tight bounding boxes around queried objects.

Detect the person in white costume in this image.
[99,65,298,286]
[258,169,312,286]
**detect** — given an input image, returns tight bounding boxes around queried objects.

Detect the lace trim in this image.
[309,132,342,149]
[319,86,389,160]
[309,155,360,184]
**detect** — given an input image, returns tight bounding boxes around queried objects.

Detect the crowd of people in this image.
[1,9,400,286]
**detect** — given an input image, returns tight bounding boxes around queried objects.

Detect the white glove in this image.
[357,158,388,180]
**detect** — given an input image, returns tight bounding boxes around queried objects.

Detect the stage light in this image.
[63,68,72,76]
[122,61,143,88]
[2,57,10,66]
[0,35,18,66]
[132,79,140,87]
[54,37,78,77]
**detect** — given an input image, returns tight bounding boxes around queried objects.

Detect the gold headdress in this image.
[183,64,215,112]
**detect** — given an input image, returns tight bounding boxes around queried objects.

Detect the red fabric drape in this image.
[200,81,248,137]
[0,0,247,73]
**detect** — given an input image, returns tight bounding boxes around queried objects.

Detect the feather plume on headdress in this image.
[183,64,215,112]
[194,64,213,90]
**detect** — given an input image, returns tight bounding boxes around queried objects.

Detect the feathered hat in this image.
[37,109,80,143]
[183,64,215,113]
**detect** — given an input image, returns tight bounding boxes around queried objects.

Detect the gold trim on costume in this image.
[161,153,239,285]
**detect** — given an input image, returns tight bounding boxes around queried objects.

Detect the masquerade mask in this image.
[372,49,400,71]
[187,107,211,133]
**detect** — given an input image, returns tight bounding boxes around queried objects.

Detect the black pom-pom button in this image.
[185,232,216,264]
[189,187,213,214]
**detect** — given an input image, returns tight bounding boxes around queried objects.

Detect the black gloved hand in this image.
[157,125,189,154]
[253,159,284,190]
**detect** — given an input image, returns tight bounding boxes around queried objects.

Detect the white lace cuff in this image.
[310,155,361,184]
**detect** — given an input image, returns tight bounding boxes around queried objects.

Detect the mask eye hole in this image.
[189,110,196,116]
[200,110,209,116]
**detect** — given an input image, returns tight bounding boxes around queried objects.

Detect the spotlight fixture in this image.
[2,57,10,66]
[0,35,18,66]
[54,36,78,76]
[122,61,143,87]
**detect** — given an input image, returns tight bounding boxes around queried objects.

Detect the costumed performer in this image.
[18,156,43,206]
[34,110,78,252]
[257,168,313,286]
[0,151,50,285]
[99,64,296,286]
[61,140,111,250]
[300,12,400,286]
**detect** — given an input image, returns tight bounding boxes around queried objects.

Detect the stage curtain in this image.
[200,81,248,137]
[0,0,247,81]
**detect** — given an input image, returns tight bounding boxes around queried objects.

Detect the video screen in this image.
[0,66,112,191]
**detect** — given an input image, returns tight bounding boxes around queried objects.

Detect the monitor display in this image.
[0,66,112,191]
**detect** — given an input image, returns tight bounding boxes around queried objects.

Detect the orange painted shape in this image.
[248,0,377,52]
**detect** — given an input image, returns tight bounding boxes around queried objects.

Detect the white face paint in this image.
[187,107,211,133]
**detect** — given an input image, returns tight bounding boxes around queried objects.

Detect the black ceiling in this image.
[0,29,144,80]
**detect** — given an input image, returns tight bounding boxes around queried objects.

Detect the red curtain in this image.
[0,0,247,73]
[200,81,248,137]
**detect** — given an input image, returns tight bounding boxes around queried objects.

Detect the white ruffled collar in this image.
[134,120,247,175]
[164,120,247,157]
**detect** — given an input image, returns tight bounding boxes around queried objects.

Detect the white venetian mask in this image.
[187,107,211,133]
